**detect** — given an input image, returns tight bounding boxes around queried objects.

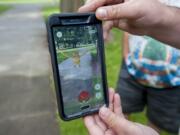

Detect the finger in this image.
[94,114,107,131]
[109,88,115,111]
[105,129,116,135]
[84,116,103,135]
[116,19,130,31]
[96,2,137,20]
[99,106,128,134]
[84,116,96,127]
[114,93,123,116]
[79,0,107,12]
[116,20,147,35]
[103,21,114,41]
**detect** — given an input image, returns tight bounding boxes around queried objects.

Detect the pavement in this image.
[0,4,60,135]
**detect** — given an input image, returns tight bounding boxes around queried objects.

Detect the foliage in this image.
[42,6,60,21]
[54,26,98,50]
[0,5,11,14]
[105,29,122,87]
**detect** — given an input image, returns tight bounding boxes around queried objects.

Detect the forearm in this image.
[149,6,180,48]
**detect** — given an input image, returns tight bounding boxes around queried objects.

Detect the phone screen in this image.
[52,25,105,117]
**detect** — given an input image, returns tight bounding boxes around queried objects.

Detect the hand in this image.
[79,0,124,40]
[83,88,159,135]
[79,0,170,35]
[79,0,180,47]
[83,88,120,135]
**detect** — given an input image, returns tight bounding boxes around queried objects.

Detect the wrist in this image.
[149,4,173,34]
[160,6,180,33]
[149,6,180,48]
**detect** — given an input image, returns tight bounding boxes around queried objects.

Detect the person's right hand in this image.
[84,88,159,135]
[79,0,177,45]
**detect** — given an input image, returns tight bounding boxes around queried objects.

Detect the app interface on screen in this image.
[53,25,105,117]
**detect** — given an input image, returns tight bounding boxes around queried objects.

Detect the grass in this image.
[105,29,122,87]
[0,5,11,14]
[43,5,60,21]
[43,5,173,135]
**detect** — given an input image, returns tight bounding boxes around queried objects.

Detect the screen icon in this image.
[95,83,101,90]
[56,31,62,38]
[78,91,90,103]
[95,92,102,99]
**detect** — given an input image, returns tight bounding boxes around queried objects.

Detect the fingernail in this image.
[99,106,110,118]
[96,8,107,19]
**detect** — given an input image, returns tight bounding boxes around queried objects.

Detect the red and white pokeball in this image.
[78,91,90,102]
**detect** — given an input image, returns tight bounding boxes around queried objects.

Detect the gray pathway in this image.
[0,4,60,135]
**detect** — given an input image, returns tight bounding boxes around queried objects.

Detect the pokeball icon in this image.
[78,91,90,103]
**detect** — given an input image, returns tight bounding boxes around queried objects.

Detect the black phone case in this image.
[47,13,109,121]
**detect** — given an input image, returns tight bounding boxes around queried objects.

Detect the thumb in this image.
[96,2,135,20]
[99,106,128,134]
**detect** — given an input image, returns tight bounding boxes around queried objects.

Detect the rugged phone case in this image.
[47,13,109,121]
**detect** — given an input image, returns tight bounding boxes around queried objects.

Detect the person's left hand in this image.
[83,88,159,135]
[83,88,122,135]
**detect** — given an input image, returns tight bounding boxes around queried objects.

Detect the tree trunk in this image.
[60,0,84,12]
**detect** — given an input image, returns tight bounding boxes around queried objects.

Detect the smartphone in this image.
[47,13,109,121]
